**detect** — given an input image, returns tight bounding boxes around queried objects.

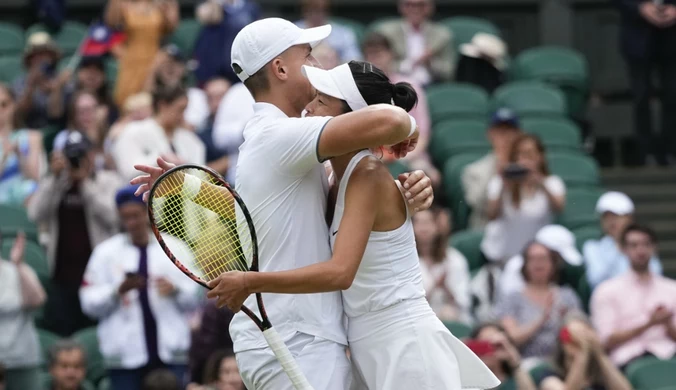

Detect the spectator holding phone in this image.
[13,32,71,129]
[80,184,199,390]
[538,313,632,390]
[481,134,566,264]
[466,323,536,390]
[495,241,582,360]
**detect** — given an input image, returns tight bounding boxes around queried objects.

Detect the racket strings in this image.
[151,168,253,282]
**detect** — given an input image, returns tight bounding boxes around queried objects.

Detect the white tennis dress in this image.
[330,150,501,390]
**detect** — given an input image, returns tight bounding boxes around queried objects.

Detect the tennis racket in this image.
[147,164,313,390]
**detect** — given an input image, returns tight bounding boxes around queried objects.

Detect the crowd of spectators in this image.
[1,0,675,389]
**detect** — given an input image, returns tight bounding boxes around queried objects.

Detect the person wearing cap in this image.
[374,0,454,85]
[590,223,676,369]
[80,184,199,390]
[105,0,179,107]
[462,107,522,230]
[499,225,583,298]
[494,240,582,360]
[28,131,121,336]
[456,33,507,93]
[132,17,434,390]
[13,32,71,130]
[583,191,662,289]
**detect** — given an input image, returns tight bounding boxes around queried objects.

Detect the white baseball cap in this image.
[595,191,634,216]
[301,63,368,111]
[535,224,583,266]
[230,18,332,82]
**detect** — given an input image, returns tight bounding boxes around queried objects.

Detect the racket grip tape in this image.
[262,327,314,390]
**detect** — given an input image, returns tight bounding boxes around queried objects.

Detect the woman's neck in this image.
[330,151,359,182]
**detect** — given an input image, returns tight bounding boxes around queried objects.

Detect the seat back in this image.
[426,83,490,123]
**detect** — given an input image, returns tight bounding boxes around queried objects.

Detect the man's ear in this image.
[271,58,288,81]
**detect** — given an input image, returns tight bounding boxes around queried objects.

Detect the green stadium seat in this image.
[492,81,568,117]
[0,23,25,56]
[547,152,600,187]
[37,328,61,368]
[0,56,23,84]
[329,17,366,43]
[104,59,119,89]
[441,153,484,230]
[572,226,602,253]
[449,230,485,272]
[520,117,582,152]
[26,22,89,56]
[440,17,501,49]
[443,321,472,339]
[0,204,39,243]
[1,239,50,287]
[528,361,556,383]
[430,119,490,166]
[626,357,676,390]
[72,327,106,386]
[169,19,201,55]
[426,83,490,123]
[556,188,603,230]
[386,160,410,178]
[510,46,590,118]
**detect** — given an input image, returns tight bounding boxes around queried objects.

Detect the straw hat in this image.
[459,33,507,70]
[23,32,61,66]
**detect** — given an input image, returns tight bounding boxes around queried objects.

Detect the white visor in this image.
[302,63,368,111]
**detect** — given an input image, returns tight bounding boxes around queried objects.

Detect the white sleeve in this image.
[112,123,160,182]
[79,243,120,319]
[486,175,504,201]
[213,84,255,150]
[184,88,209,129]
[544,175,566,196]
[266,116,332,176]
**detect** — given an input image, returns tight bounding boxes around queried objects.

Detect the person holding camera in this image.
[481,134,566,265]
[13,32,71,130]
[28,131,121,336]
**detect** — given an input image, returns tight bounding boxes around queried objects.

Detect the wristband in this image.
[182,174,202,200]
[408,114,417,137]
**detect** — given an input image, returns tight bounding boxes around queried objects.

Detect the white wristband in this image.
[408,114,417,137]
[182,174,201,200]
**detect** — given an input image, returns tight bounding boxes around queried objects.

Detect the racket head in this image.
[147,164,259,288]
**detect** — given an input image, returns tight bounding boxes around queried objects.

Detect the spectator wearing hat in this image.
[105,0,179,107]
[494,240,582,360]
[295,0,362,64]
[0,232,45,390]
[591,224,676,369]
[28,131,121,336]
[80,185,200,390]
[13,32,71,129]
[193,0,261,86]
[583,191,662,289]
[463,108,523,230]
[112,85,205,182]
[499,225,583,298]
[375,0,454,86]
[456,33,507,94]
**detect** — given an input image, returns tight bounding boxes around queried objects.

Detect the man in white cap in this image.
[499,224,583,298]
[133,17,434,390]
[583,191,662,289]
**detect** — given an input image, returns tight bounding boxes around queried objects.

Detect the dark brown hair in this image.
[621,223,657,246]
[361,32,393,53]
[508,134,549,208]
[202,348,236,384]
[520,241,562,284]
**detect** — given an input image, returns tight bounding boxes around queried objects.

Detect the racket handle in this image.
[262,327,314,390]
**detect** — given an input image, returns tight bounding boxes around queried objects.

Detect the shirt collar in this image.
[253,102,289,119]
[628,268,655,285]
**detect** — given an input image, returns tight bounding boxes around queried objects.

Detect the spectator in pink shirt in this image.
[591,223,676,370]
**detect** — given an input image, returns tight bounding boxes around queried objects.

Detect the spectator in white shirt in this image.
[583,191,662,289]
[113,85,206,182]
[481,134,566,263]
[414,206,472,324]
[80,185,200,390]
[197,78,232,177]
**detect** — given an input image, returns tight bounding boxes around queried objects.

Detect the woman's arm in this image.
[159,0,180,34]
[591,341,633,390]
[562,345,592,390]
[485,179,508,221]
[10,233,46,309]
[105,0,126,28]
[501,312,549,347]
[19,130,44,181]
[540,175,566,213]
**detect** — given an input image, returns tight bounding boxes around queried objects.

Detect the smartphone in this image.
[41,62,56,78]
[503,163,530,180]
[559,326,573,344]
[465,339,496,357]
[125,272,140,278]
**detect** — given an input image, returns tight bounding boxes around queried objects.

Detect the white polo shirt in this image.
[230,102,347,353]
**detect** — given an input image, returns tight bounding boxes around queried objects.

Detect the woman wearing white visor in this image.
[216,60,500,390]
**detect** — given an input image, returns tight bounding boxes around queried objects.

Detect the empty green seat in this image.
[442,153,484,230]
[0,56,23,83]
[169,19,201,55]
[547,152,600,187]
[26,22,89,56]
[430,119,490,166]
[0,23,24,56]
[105,59,119,88]
[0,204,39,243]
[386,160,410,178]
[1,239,50,287]
[443,321,472,339]
[626,357,676,390]
[330,17,366,43]
[72,327,106,386]
[441,17,501,48]
[37,328,61,367]
[426,83,490,123]
[492,81,567,117]
[450,230,485,272]
[556,188,603,230]
[520,117,582,151]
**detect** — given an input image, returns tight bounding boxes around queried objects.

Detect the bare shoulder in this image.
[350,155,393,190]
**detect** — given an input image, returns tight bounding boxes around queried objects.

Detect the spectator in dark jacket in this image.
[188,300,234,383]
